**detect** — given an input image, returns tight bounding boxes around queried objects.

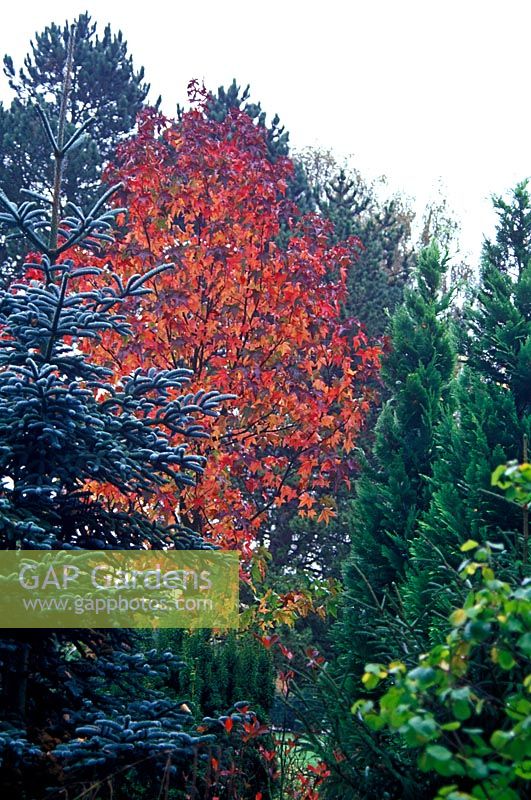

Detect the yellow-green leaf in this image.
[460,540,479,552]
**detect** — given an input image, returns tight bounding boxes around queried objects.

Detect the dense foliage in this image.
[0,12,148,207]
[86,99,380,555]
[336,241,455,675]
[0,34,256,799]
[307,184,531,800]
[204,79,314,213]
[1,12,530,800]
[355,540,531,800]
[307,157,416,339]
[402,181,531,639]
[0,13,149,288]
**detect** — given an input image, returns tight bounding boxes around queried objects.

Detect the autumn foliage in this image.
[85,97,380,552]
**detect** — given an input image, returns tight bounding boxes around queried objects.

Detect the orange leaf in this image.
[317,507,337,524]
[298,492,315,510]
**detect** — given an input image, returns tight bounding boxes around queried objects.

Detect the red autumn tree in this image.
[86,97,380,554]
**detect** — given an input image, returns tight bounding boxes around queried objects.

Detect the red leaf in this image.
[223,717,234,733]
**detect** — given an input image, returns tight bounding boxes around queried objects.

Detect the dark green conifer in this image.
[169,630,275,720]
[313,187,530,800]
[317,167,415,338]
[403,183,531,635]
[335,242,455,674]
[1,12,149,207]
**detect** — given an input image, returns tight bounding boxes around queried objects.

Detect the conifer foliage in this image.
[204,80,314,213]
[402,182,531,633]
[336,242,455,675]
[1,12,149,206]
[0,28,240,797]
[301,154,416,339]
[315,188,531,800]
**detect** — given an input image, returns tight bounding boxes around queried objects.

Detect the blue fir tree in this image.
[0,27,250,798]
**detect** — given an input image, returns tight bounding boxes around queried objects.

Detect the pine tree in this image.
[318,168,372,242]
[0,29,238,797]
[1,13,148,208]
[206,80,289,160]
[467,181,531,418]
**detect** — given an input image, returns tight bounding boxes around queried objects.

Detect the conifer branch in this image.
[49,24,76,254]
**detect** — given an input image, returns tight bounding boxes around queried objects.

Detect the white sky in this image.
[1,0,530,264]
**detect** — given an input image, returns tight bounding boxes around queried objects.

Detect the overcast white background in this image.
[1,0,530,264]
